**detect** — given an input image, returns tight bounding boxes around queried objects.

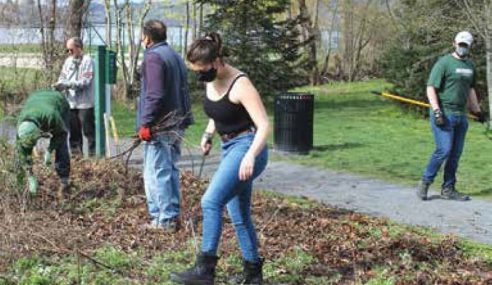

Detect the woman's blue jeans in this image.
[200,132,268,262]
[422,113,468,188]
[143,131,183,225]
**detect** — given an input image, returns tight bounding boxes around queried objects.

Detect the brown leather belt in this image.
[220,126,256,142]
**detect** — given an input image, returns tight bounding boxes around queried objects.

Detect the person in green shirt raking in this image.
[417,31,486,201]
[15,89,71,195]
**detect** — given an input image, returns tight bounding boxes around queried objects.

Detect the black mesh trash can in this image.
[274,93,314,154]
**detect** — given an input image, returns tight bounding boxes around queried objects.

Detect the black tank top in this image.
[203,74,254,135]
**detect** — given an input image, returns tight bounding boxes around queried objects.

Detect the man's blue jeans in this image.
[143,131,183,224]
[422,113,468,188]
[200,133,268,262]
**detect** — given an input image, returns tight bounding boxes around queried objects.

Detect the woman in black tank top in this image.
[170,32,269,285]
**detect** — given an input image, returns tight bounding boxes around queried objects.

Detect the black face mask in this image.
[197,67,217,82]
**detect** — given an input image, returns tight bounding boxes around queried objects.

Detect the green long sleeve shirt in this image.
[16,90,70,170]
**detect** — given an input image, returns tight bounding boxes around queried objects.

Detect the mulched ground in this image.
[1,155,491,284]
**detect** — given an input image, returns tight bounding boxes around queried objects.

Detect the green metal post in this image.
[94,45,106,158]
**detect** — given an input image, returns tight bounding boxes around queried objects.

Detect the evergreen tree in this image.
[195,0,309,97]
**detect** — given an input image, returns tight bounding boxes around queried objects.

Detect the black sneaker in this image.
[441,186,470,201]
[416,180,430,201]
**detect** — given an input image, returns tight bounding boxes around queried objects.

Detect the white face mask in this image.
[456,46,469,57]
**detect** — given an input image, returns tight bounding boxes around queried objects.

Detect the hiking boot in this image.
[60,177,70,190]
[229,258,264,285]
[441,186,470,201]
[70,147,82,156]
[162,218,181,233]
[169,252,219,285]
[140,219,160,230]
[416,180,431,201]
[141,218,180,233]
[57,177,70,200]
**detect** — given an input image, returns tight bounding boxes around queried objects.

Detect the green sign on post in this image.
[105,50,117,84]
[94,45,107,157]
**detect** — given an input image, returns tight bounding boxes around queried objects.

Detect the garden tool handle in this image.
[198,153,207,179]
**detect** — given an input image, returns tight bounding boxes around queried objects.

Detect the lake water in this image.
[0,25,186,49]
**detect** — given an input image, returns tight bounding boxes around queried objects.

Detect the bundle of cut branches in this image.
[110,111,190,169]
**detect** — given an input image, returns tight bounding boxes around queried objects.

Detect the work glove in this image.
[43,151,51,166]
[138,126,152,141]
[473,111,487,123]
[27,175,38,195]
[53,81,69,92]
[433,109,445,127]
[201,132,213,156]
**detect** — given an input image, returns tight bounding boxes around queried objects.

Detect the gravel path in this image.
[256,160,492,245]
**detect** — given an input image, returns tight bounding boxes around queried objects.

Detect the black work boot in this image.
[169,253,219,285]
[441,186,470,201]
[230,259,264,285]
[416,180,431,201]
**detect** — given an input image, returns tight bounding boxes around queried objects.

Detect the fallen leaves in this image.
[0,155,490,284]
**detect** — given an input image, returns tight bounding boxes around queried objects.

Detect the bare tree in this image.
[112,0,151,101]
[192,2,197,40]
[103,0,112,47]
[36,0,60,81]
[64,0,88,39]
[298,0,320,85]
[183,1,190,57]
[320,0,338,78]
[340,0,374,81]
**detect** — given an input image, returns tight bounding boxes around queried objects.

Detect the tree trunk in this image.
[342,0,354,81]
[487,27,492,127]
[103,0,112,47]
[113,1,129,101]
[199,3,203,34]
[192,3,197,40]
[125,0,135,88]
[113,0,151,101]
[36,0,48,69]
[298,0,319,85]
[129,0,151,89]
[183,1,190,58]
[351,0,372,81]
[64,0,87,39]
[487,0,492,128]
[47,0,56,72]
[320,0,339,77]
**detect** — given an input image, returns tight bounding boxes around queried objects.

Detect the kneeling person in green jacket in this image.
[16,90,71,194]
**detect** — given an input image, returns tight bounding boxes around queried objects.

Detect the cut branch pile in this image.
[111,110,190,169]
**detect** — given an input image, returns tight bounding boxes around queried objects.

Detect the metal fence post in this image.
[94,45,106,158]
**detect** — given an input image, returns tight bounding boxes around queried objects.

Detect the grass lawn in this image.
[0,44,43,54]
[0,67,46,95]
[111,79,492,198]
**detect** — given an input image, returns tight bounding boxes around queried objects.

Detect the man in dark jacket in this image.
[16,90,71,194]
[137,19,193,231]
